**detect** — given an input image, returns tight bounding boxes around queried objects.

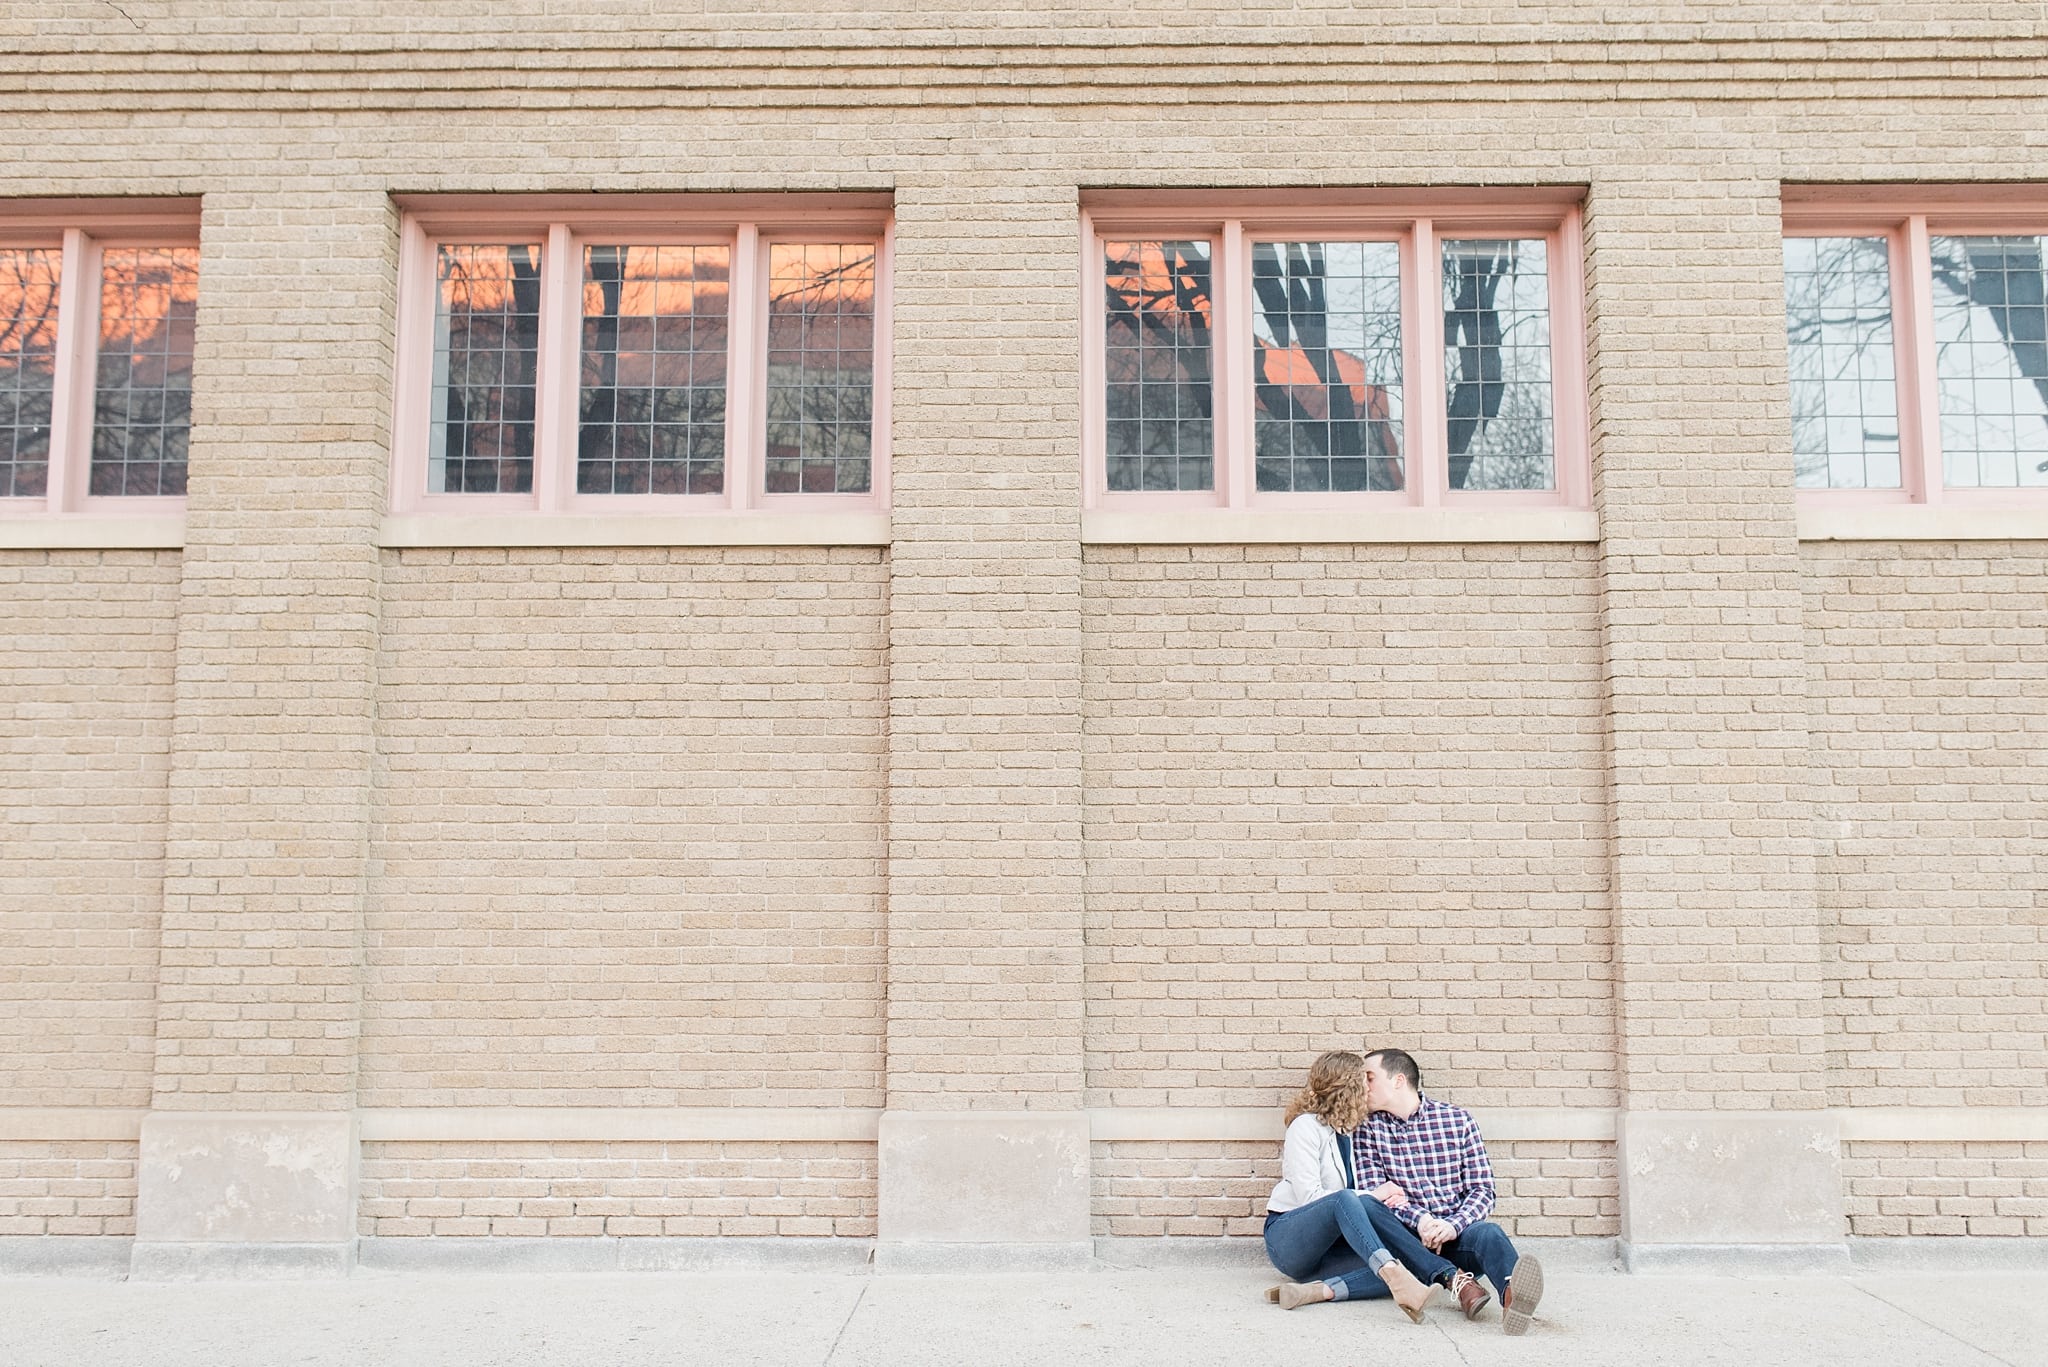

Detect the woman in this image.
[1262,1050,1441,1321]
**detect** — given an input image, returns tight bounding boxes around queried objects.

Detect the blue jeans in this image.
[1263,1191,1456,1301]
[1437,1219,1520,1296]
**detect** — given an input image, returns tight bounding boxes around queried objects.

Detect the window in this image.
[0,203,199,517]
[391,196,891,519]
[1783,188,2048,504]
[1082,193,1588,515]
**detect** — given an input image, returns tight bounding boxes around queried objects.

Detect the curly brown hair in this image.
[1283,1050,1368,1134]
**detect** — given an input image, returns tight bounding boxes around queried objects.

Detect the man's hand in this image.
[1369,1182,1409,1207]
[1417,1214,1456,1251]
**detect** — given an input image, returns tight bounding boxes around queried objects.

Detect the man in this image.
[1351,1047,1545,1336]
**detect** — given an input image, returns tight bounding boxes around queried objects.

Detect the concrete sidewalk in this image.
[4,1262,2041,1367]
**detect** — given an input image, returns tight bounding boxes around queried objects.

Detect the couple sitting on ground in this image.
[1264,1047,1545,1336]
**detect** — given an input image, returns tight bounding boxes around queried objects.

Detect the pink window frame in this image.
[1080,190,1590,514]
[391,194,893,517]
[1783,184,2048,509]
[0,199,201,520]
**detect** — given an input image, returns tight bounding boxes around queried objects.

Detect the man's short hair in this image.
[1366,1048,1422,1093]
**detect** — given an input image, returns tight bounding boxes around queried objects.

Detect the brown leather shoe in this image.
[1451,1270,1491,1319]
[1502,1254,1543,1336]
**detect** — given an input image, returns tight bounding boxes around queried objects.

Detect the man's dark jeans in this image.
[1437,1219,1521,1296]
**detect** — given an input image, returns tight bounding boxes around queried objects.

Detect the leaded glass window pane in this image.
[1782,236,1900,490]
[579,245,729,496]
[0,247,60,498]
[430,243,542,495]
[91,246,197,497]
[1104,239,1214,493]
[1442,238,1554,491]
[1930,234,2048,490]
[765,243,875,495]
[1251,241,1404,493]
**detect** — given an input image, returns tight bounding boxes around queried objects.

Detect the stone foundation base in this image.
[1618,1111,1845,1263]
[876,1111,1090,1265]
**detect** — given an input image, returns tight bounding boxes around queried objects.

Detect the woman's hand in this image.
[1369,1182,1409,1207]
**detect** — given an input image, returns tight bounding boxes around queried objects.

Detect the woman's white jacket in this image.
[1265,1113,1355,1214]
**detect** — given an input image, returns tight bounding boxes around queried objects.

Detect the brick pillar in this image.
[1584,161,1845,1267]
[132,192,394,1277]
[877,181,1090,1267]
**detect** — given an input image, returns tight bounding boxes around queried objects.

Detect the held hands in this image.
[1417,1214,1456,1252]
[1370,1182,1409,1207]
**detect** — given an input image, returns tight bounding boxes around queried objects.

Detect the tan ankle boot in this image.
[1376,1261,1436,1323]
[1276,1280,1331,1310]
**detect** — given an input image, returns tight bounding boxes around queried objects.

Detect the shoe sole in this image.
[1502,1256,1543,1336]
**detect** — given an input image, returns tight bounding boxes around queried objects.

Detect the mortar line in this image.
[820,1280,870,1367]
[1853,1281,2015,1367]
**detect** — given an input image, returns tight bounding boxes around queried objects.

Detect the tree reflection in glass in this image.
[579,245,729,496]
[92,246,198,497]
[430,243,541,495]
[1250,241,1403,493]
[1783,236,1899,489]
[764,243,875,496]
[1104,240,1213,493]
[1443,238,1554,491]
[0,248,60,499]
[1931,234,2048,489]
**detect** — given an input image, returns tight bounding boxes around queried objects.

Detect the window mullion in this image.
[1552,209,1591,509]
[47,229,99,513]
[534,222,579,513]
[725,223,762,511]
[1218,219,1251,510]
[1897,215,1944,505]
[390,220,434,514]
[1408,217,1447,507]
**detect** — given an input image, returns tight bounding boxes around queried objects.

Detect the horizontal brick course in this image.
[0,1142,138,1237]
[1842,1141,2048,1237]
[1090,1139,1617,1239]
[357,1141,875,1238]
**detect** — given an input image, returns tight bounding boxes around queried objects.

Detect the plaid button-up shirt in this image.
[1351,1094,1496,1234]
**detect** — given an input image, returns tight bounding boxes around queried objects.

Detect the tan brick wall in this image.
[357,1141,874,1238]
[1805,544,2048,1110]
[2,2,2047,1242]
[1586,172,1831,1113]
[362,548,888,1108]
[883,185,1088,1109]
[0,1142,137,1237]
[1090,1139,1615,1240]
[1842,1141,2048,1238]
[1083,545,1614,1110]
[148,188,396,1109]
[0,552,179,1109]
